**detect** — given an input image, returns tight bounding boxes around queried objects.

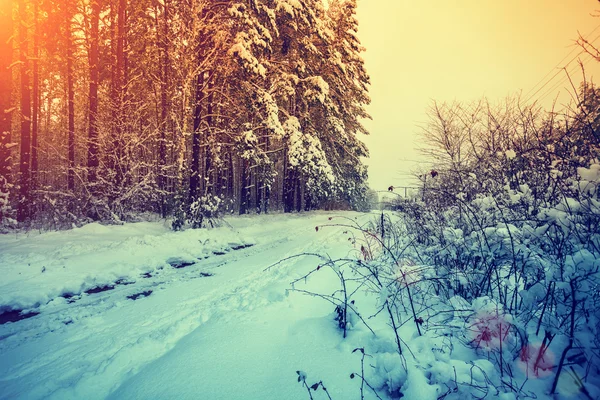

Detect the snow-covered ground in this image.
[1,211,592,400]
[0,211,375,399]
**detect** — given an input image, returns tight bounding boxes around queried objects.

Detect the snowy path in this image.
[0,212,373,400]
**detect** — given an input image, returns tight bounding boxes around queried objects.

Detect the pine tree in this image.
[321,0,371,209]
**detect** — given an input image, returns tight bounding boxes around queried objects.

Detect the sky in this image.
[356,0,600,191]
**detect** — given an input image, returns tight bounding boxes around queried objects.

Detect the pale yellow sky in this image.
[357,0,600,190]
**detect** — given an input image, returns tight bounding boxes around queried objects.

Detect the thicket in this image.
[291,85,600,399]
[394,84,600,396]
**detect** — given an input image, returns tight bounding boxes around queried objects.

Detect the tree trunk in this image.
[110,0,126,186]
[0,0,12,221]
[249,164,255,212]
[239,157,249,215]
[87,0,100,186]
[66,12,75,192]
[295,174,302,212]
[283,149,293,213]
[264,178,270,213]
[17,0,31,222]
[31,1,39,190]
[304,185,312,211]
[204,79,213,197]
[122,2,130,189]
[108,3,116,174]
[190,71,203,202]
[264,136,271,213]
[115,0,126,184]
[255,165,262,214]
[157,0,169,215]
[227,148,234,208]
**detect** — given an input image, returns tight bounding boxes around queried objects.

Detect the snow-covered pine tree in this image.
[319,0,371,210]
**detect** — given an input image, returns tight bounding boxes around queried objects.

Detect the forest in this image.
[0,0,371,230]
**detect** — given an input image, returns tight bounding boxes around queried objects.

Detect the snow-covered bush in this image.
[172,195,224,231]
[32,189,83,230]
[392,89,600,397]
[0,174,15,230]
[292,215,523,398]
[188,195,223,229]
[292,87,600,399]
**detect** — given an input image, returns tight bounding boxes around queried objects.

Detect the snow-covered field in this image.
[0,211,376,399]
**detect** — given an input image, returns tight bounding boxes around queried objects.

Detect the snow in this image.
[285,117,336,191]
[505,149,516,160]
[577,163,600,196]
[304,76,330,104]
[1,211,594,399]
[229,32,267,78]
[0,212,372,399]
[106,277,363,399]
[401,366,439,399]
[275,0,302,18]
[0,221,253,312]
[262,92,285,138]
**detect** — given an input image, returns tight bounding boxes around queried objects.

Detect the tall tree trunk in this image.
[254,130,262,214]
[248,165,255,212]
[304,181,312,211]
[87,0,100,186]
[122,3,130,189]
[255,164,262,214]
[295,174,302,212]
[109,0,126,187]
[204,79,213,197]
[239,157,248,215]
[17,0,31,223]
[283,151,294,213]
[0,0,12,221]
[66,12,75,192]
[114,0,126,185]
[264,136,270,213]
[108,2,116,176]
[227,147,234,207]
[157,0,169,216]
[31,1,39,191]
[190,71,203,202]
